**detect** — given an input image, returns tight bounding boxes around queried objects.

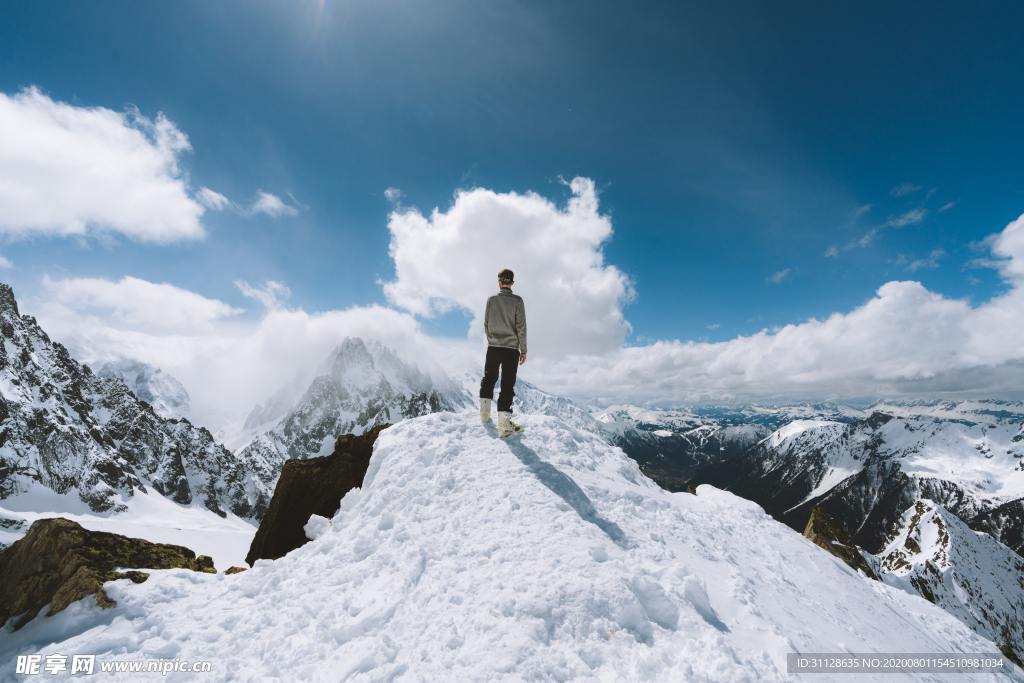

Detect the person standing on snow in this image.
[479,268,527,436]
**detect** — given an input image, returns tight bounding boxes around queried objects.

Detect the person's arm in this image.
[516,298,527,363]
[484,297,491,341]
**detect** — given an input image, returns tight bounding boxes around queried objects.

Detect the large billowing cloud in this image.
[533,212,1024,404]
[0,87,205,242]
[383,177,633,357]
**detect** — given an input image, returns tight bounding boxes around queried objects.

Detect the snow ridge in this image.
[6,411,1016,681]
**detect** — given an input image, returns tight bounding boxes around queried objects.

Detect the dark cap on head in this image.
[498,268,514,285]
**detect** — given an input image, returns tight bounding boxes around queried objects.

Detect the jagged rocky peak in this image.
[234,337,468,467]
[322,336,435,397]
[0,282,19,315]
[878,499,951,574]
[94,358,191,420]
[0,282,274,520]
[874,498,1024,666]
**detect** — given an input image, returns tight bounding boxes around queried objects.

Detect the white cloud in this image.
[766,268,792,284]
[886,208,927,228]
[250,191,299,217]
[40,275,242,333]
[0,87,205,242]
[384,187,403,203]
[197,187,232,211]
[891,183,922,197]
[533,213,1024,404]
[235,280,291,309]
[30,279,465,430]
[898,248,944,272]
[199,186,302,219]
[0,255,11,269]
[382,177,633,357]
[939,201,957,213]
[826,228,877,257]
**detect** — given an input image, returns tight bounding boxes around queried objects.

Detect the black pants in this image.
[479,346,519,413]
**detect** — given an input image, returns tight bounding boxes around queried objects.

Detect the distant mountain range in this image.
[601,399,1024,662]
[603,401,1024,555]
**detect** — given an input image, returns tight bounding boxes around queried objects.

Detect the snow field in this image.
[2,411,1018,682]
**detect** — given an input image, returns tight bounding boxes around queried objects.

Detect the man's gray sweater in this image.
[484,288,527,354]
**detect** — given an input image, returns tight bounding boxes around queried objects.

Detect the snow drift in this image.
[3,412,1019,681]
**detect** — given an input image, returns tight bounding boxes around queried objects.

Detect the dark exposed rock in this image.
[246,425,389,566]
[970,497,1024,557]
[0,517,215,630]
[865,411,894,429]
[802,506,878,580]
[224,566,248,575]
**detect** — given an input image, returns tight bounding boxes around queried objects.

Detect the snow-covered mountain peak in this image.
[869,399,1024,426]
[875,498,1024,664]
[322,337,420,393]
[764,419,846,449]
[93,358,191,420]
[878,499,955,574]
[11,411,1017,680]
[234,338,469,464]
[0,283,271,521]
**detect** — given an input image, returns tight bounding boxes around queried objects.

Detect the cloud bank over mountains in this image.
[9,87,1024,427]
[32,186,1024,427]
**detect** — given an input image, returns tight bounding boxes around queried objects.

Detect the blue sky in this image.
[3,1,1021,338]
[2,1,1024,421]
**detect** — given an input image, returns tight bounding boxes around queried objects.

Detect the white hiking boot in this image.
[480,397,492,422]
[497,411,522,437]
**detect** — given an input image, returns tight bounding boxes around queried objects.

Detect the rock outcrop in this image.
[0,518,215,630]
[245,425,389,565]
[802,506,878,579]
